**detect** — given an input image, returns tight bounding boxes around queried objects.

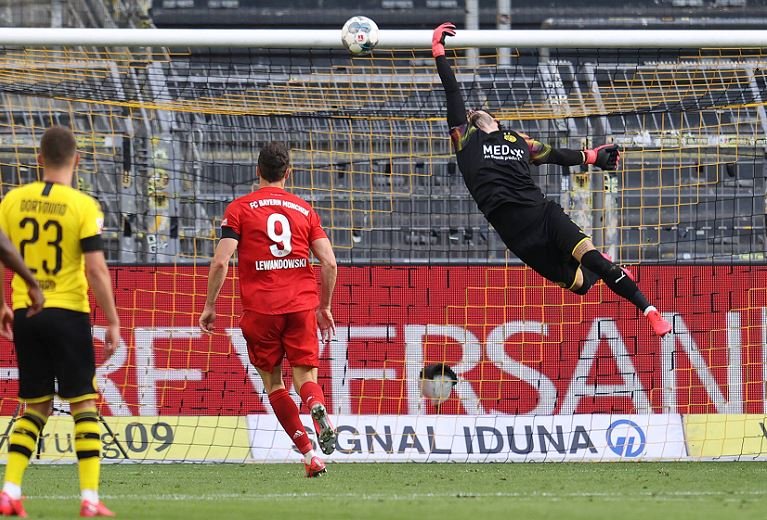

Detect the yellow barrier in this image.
[684,415,767,458]
[0,416,251,462]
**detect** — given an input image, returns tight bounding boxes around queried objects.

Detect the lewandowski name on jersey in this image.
[255,258,308,271]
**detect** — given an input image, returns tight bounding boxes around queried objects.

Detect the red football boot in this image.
[0,492,27,518]
[304,456,327,478]
[80,500,116,517]
[647,310,672,337]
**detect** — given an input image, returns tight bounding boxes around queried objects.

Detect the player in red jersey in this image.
[199,141,337,477]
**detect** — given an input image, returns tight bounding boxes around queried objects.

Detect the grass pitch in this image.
[11,462,767,519]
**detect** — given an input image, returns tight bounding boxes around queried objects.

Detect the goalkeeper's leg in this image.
[573,239,672,337]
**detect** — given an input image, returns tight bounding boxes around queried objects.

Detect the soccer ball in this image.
[420,363,458,405]
[341,16,379,55]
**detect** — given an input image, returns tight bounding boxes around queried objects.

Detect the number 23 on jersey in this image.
[19,216,64,274]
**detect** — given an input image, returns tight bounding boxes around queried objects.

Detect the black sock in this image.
[580,250,651,312]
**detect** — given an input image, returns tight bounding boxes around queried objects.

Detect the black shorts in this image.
[13,308,97,403]
[490,201,589,288]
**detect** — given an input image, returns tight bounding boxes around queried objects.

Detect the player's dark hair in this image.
[258,141,290,182]
[40,126,77,168]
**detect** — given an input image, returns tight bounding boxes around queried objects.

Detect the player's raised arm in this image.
[199,237,238,334]
[433,23,466,129]
[310,236,337,342]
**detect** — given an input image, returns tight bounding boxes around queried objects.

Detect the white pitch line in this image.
[26,490,767,502]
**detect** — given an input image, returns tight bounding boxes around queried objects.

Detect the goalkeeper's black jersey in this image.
[450,124,549,218]
[434,54,584,224]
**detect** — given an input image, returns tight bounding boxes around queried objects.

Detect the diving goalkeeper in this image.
[432,23,671,337]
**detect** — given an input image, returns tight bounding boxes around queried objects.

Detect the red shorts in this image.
[239,309,319,372]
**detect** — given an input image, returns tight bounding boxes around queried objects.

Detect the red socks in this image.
[268,388,312,454]
[269,383,329,453]
[299,381,327,412]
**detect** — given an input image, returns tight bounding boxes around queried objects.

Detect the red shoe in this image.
[601,253,636,281]
[0,492,27,518]
[80,500,116,517]
[647,310,672,337]
[304,456,327,478]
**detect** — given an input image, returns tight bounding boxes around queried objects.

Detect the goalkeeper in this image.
[432,23,671,337]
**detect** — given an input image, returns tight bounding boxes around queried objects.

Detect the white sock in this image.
[303,449,316,464]
[644,305,657,316]
[81,489,99,503]
[2,482,21,500]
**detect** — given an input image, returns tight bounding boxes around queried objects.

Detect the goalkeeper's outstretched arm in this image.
[432,23,466,128]
[527,136,621,171]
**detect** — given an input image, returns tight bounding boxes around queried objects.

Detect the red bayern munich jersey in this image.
[221,186,327,315]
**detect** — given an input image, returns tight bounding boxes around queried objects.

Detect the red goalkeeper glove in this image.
[432,22,456,58]
[584,144,620,170]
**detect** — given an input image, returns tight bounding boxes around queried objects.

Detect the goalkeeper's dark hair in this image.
[258,141,291,182]
[40,126,77,168]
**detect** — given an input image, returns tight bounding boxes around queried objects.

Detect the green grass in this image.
[10,462,767,519]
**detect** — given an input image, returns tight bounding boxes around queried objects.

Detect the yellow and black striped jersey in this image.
[0,181,104,312]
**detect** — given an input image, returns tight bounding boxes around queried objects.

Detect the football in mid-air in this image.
[420,363,458,405]
[341,16,379,55]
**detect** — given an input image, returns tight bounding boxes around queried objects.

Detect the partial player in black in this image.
[432,22,671,337]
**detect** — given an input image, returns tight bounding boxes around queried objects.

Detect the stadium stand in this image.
[0,0,764,265]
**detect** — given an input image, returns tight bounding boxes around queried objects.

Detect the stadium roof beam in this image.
[3,28,767,48]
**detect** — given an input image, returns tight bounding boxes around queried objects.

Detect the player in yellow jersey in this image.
[0,127,120,518]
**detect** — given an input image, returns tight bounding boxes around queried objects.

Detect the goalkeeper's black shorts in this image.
[489,200,590,289]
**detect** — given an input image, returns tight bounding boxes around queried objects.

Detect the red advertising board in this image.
[0,265,764,416]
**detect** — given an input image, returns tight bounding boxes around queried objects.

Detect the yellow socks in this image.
[3,406,102,501]
[73,408,101,496]
[3,408,47,497]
